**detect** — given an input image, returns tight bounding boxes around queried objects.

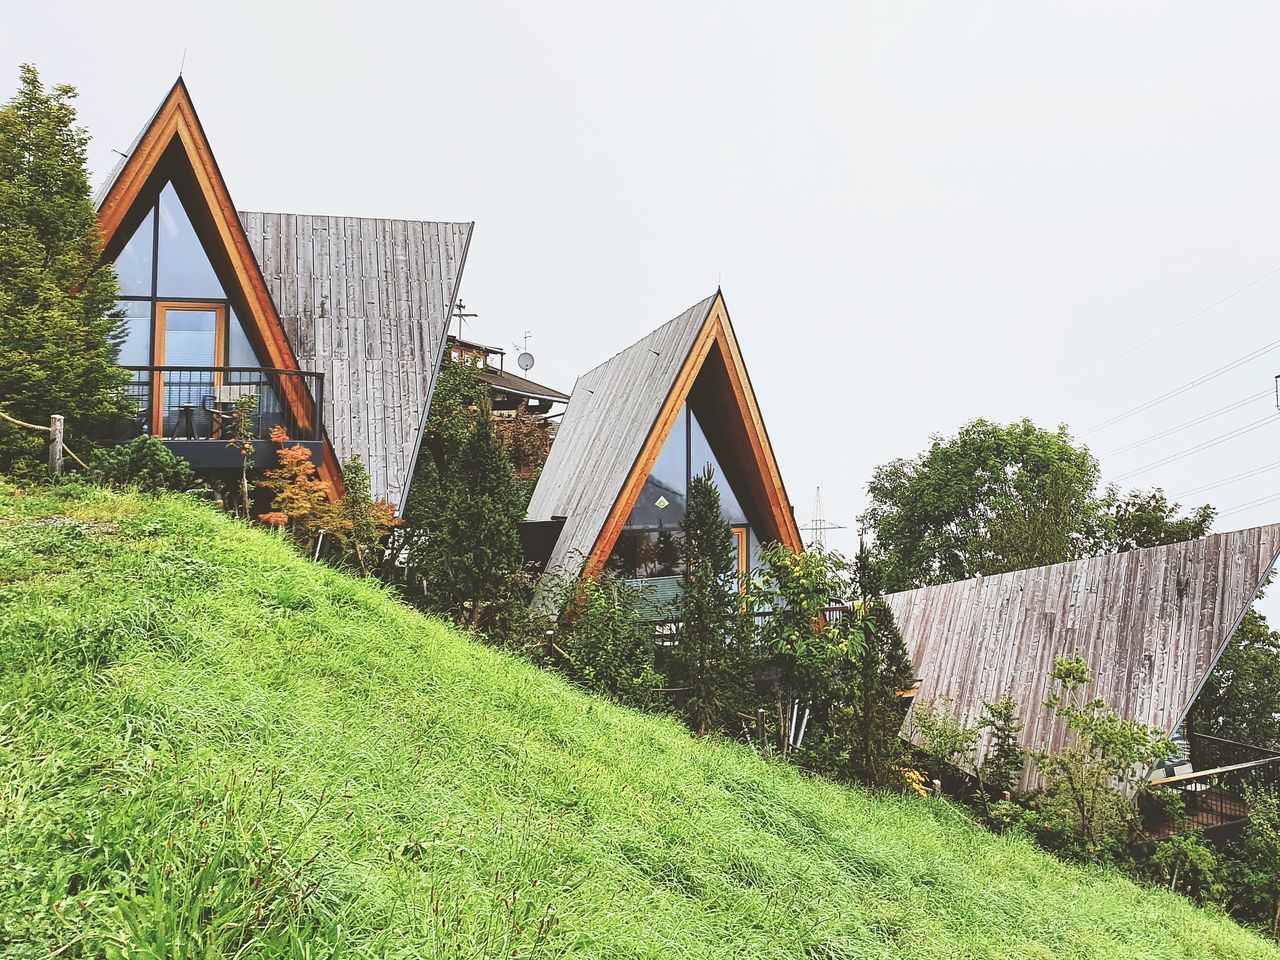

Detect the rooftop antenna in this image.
[517,330,535,372]
[179,48,187,77]
[800,486,845,549]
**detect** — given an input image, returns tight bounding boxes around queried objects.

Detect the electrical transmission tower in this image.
[800,486,845,549]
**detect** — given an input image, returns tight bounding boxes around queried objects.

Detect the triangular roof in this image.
[96,78,342,494]
[239,211,472,511]
[527,290,801,575]
[887,522,1280,790]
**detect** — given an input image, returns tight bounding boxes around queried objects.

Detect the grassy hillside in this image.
[1,482,1274,960]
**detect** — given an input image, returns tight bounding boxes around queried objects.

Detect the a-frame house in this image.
[525,291,801,591]
[95,78,471,510]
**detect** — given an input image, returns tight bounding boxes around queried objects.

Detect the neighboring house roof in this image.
[526,290,801,577]
[887,522,1280,791]
[238,211,472,511]
[475,366,569,405]
[95,78,344,497]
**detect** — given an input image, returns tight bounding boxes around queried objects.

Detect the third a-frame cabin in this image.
[525,291,801,590]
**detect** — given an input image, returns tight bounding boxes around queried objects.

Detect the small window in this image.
[115,300,151,365]
[114,209,155,297]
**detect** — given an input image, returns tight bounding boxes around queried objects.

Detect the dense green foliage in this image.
[402,360,526,630]
[674,468,753,735]
[543,572,662,709]
[2,483,1274,958]
[1190,607,1280,765]
[861,418,1215,592]
[85,435,194,493]
[0,66,127,474]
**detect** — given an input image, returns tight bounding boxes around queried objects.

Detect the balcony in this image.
[92,366,325,470]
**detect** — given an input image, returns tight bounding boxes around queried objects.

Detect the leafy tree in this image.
[1220,785,1280,941]
[1188,606,1280,765]
[751,542,851,755]
[402,360,526,631]
[861,419,1102,591]
[673,467,753,736]
[0,65,127,474]
[257,425,338,549]
[1032,654,1176,849]
[911,695,979,787]
[1097,487,1215,552]
[226,392,258,518]
[1150,832,1219,901]
[861,419,1216,592]
[493,401,553,498]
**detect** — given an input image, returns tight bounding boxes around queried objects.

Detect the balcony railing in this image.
[91,366,324,443]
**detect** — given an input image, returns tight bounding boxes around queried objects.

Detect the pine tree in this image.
[0,65,127,473]
[674,467,752,735]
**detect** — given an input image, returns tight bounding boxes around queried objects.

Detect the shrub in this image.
[257,426,337,550]
[544,573,662,710]
[334,454,399,577]
[86,436,194,493]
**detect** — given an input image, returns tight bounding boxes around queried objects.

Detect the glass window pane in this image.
[227,308,260,366]
[156,182,225,298]
[115,300,151,365]
[690,407,748,524]
[162,309,219,366]
[113,208,155,296]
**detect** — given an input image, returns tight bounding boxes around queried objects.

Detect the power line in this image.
[1217,491,1280,520]
[1109,414,1280,483]
[1100,389,1270,458]
[1081,338,1280,436]
[1176,461,1280,499]
[1054,263,1280,394]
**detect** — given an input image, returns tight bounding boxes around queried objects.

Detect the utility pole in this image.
[453,300,477,342]
[799,486,845,549]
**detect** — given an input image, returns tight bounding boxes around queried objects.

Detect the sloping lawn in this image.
[0,481,1274,959]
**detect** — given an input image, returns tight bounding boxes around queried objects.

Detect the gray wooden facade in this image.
[239,212,472,510]
[526,294,717,574]
[886,523,1280,790]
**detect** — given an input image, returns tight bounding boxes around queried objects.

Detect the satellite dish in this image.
[517,351,535,371]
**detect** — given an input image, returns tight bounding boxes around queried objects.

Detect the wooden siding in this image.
[886,523,1280,790]
[239,212,472,511]
[526,295,715,576]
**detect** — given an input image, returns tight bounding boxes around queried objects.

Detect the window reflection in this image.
[156,182,225,299]
[114,209,155,297]
[115,300,151,365]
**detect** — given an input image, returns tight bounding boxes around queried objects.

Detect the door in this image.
[153,302,227,437]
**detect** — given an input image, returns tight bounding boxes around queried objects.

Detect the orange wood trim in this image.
[150,313,166,435]
[583,313,720,577]
[583,293,801,577]
[97,80,342,490]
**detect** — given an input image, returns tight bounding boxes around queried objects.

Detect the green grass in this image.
[1,482,1275,960]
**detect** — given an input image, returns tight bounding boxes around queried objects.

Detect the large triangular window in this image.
[607,402,755,581]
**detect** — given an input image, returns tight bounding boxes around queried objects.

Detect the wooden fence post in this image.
[48,415,64,478]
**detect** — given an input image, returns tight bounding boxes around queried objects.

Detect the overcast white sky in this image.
[8,2,1280,581]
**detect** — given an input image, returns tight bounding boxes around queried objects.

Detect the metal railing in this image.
[91,366,324,443]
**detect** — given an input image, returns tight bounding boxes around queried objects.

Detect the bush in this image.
[544,573,663,710]
[86,436,194,493]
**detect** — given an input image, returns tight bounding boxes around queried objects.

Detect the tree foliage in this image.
[1188,606,1280,765]
[86,436,194,494]
[336,454,399,577]
[0,65,127,473]
[1032,654,1176,848]
[258,426,338,547]
[402,360,526,631]
[673,467,754,736]
[861,418,1214,592]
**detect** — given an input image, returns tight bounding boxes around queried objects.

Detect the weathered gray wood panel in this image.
[886,524,1280,790]
[525,294,717,575]
[239,210,472,510]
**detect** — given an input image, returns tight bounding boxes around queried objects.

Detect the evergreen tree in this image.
[827,548,914,788]
[673,467,752,735]
[403,360,525,630]
[0,65,126,473]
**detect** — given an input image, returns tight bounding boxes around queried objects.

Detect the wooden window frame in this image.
[151,300,229,435]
